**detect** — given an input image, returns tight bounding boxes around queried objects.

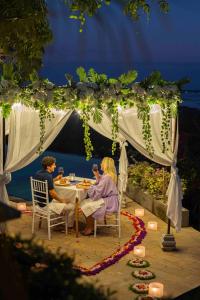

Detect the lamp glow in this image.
[117,105,122,112]
[12,103,23,111]
[17,202,27,211]
[148,282,164,298]
[133,245,145,257]
[135,208,144,217]
[147,221,158,230]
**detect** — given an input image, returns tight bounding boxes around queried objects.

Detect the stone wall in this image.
[126,184,189,227]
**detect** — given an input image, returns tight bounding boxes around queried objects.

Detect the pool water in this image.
[7,150,101,201]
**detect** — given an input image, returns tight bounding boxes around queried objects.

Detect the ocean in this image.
[181,90,200,110]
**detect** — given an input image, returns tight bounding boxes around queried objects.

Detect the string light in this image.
[117,105,122,112]
[12,102,23,110]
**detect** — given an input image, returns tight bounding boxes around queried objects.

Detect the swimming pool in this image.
[7,150,101,201]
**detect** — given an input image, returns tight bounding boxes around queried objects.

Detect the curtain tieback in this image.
[119,140,128,148]
[0,172,11,185]
[171,163,178,176]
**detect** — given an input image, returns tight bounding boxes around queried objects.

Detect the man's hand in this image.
[54,175,62,182]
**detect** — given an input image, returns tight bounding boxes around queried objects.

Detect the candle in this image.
[134,245,145,257]
[147,221,158,230]
[17,202,27,211]
[135,208,144,217]
[149,282,164,298]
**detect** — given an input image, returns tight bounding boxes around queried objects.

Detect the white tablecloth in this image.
[54,176,91,203]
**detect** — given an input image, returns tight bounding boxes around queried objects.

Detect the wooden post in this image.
[162,167,171,234]
[75,197,79,238]
[167,218,171,234]
[162,167,165,200]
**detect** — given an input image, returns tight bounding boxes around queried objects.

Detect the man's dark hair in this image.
[42,156,56,170]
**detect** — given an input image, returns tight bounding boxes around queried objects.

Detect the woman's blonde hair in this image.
[101,157,117,183]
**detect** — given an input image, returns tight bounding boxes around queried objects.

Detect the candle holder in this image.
[133,245,145,257]
[17,202,27,211]
[135,208,144,217]
[149,282,164,298]
[147,221,158,230]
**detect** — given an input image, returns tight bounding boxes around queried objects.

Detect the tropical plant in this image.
[0,0,52,81]
[128,162,187,200]
[0,234,114,300]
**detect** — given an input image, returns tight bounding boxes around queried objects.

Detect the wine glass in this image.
[92,164,98,171]
[58,167,64,176]
[69,173,75,181]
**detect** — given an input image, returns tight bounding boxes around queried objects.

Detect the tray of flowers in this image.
[127,258,150,268]
[130,282,149,294]
[132,269,155,280]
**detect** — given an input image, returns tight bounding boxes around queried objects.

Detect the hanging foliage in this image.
[65,0,169,32]
[0,66,185,160]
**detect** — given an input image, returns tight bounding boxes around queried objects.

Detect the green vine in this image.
[161,102,171,153]
[80,107,94,161]
[37,103,54,153]
[0,66,186,160]
[137,104,154,156]
[65,0,169,31]
[110,103,119,155]
[0,102,11,118]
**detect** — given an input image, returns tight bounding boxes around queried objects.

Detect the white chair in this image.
[30,177,68,240]
[94,191,122,238]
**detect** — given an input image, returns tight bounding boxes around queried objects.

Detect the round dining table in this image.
[54,176,94,236]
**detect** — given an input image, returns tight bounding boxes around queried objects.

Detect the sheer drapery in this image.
[0,106,72,205]
[88,113,128,194]
[118,105,182,231]
[118,141,128,193]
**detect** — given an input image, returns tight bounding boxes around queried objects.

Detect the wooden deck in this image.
[7,198,200,299]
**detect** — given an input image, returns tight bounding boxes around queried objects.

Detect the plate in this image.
[76,183,91,189]
[54,181,70,186]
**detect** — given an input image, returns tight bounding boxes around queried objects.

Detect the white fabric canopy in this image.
[0,103,182,231]
[0,105,72,205]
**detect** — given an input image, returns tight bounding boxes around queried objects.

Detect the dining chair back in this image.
[30,177,68,240]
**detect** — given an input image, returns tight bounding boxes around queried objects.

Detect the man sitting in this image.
[34,156,74,228]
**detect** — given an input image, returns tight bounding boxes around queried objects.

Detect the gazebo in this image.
[0,67,183,233]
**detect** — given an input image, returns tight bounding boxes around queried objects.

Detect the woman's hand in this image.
[92,170,100,180]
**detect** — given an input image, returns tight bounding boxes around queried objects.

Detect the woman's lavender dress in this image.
[87,174,119,219]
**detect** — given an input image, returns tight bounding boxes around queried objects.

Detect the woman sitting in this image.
[80,157,119,236]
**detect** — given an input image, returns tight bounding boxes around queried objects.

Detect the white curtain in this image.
[118,105,182,231]
[118,141,128,193]
[0,105,72,204]
[88,112,129,194]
